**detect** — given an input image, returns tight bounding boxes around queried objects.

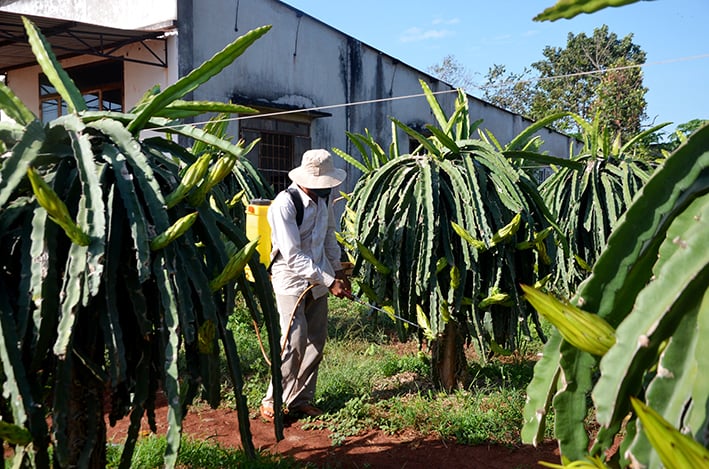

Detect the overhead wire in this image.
[146,88,460,132]
[468,52,709,92]
[124,52,709,132]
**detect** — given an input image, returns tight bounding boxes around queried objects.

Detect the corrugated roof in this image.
[0,11,174,73]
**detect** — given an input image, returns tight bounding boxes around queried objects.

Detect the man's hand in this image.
[335,269,351,291]
[329,278,352,299]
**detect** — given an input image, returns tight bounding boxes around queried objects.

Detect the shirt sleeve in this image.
[324,202,343,273]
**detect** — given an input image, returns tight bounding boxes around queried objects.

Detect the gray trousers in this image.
[262,291,328,410]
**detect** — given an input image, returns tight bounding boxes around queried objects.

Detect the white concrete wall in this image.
[2,0,577,182]
[187,0,461,192]
[184,0,578,194]
[1,0,176,30]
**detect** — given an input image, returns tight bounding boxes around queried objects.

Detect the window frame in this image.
[39,60,124,122]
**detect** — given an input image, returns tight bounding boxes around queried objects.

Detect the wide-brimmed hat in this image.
[288,149,347,189]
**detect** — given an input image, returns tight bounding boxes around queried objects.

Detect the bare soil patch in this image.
[105,396,560,468]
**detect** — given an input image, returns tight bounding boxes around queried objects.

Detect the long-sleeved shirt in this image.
[268,184,342,299]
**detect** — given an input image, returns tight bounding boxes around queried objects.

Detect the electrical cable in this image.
[141,52,708,133]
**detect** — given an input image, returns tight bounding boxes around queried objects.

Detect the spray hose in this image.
[254,286,421,366]
[254,284,316,367]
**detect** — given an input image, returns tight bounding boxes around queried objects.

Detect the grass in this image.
[101,296,553,467]
[105,435,303,468]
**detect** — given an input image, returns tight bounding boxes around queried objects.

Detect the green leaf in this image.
[593,193,709,430]
[102,187,128,385]
[451,222,486,251]
[626,285,705,468]
[155,100,258,119]
[504,151,584,171]
[505,112,574,150]
[391,118,441,157]
[128,25,271,132]
[630,397,709,469]
[419,79,448,130]
[102,144,153,282]
[426,124,460,154]
[618,122,671,157]
[522,331,561,445]
[0,284,31,427]
[22,17,86,113]
[553,345,596,460]
[0,80,36,126]
[578,124,709,326]
[152,253,183,467]
[333,146,369,174]
[61,115,106,295]
[156,123,258,175]
[0,121,45,209]
[0,421,32,446]
[535,0,641,22]
[53,242,88,357]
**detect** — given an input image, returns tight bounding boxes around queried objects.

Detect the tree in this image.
[427,55,477,93]
[336,82,556,391]
[0,18,282,468]
[522,1,709,467]
[539,112,669,296]
[530,25,648,140]
[656,118,709,155]
[481,64,535,117]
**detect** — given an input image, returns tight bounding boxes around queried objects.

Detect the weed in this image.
[165,296,550,464]
[105,435,303,468]
[303,396,375,446]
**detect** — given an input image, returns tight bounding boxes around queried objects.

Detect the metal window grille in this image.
[259,132,294,193]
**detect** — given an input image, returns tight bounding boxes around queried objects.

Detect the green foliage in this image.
[539,112,669,295]
[426,54,477,92]
[105,435,301,468]
[338,81,554,367]
[481,24,649,144]
[536,0,641,22]
[591,56,647,140]
[531,25,647,141]
[368,381,529,446]
[656,118,709,156]
[481,64,535,117]
[289,301,542,448]
[0,17,280,468]
[522,122,709,466]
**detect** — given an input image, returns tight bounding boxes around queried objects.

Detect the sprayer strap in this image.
[286,187,304,227]
[268,188,302,273]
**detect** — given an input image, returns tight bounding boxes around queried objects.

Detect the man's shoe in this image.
[292,404,323,417]
[260,405,275,422]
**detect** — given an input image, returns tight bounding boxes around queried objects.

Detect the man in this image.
[260,149,351,421]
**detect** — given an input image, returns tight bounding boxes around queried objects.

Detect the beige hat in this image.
[288,149,347,189]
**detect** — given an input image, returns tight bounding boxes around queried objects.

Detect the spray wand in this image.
[347,294,420,329]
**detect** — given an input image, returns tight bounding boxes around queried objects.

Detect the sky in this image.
[283,0,708,135]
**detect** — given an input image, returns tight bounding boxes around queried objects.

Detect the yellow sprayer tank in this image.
[245,198,272,267]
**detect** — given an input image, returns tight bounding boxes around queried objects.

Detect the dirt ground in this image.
[105,401,561,468]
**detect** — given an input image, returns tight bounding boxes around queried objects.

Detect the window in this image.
[39,61,123,122]
[258,132,295,193]
[240,118,311,194]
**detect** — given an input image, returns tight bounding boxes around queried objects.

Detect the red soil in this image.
[105,400,560,468]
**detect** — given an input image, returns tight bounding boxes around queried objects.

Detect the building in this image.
[0,0,577,195]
